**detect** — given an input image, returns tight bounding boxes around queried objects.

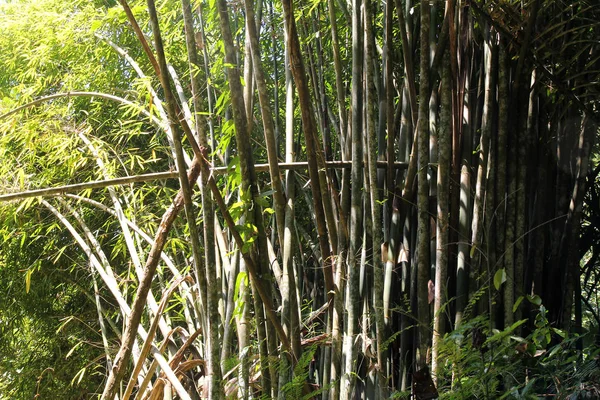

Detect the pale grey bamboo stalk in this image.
[217,0,278,396]
[340,0,363,395]
[195,4,217,159]
[394,0,418,127]
[266,237,283,287]
[327,0,348,145]
[330,235,345,400]
[90,260,113,373]
[455,22,473,328]
[181,0,218,373]
[243,32,255,132]
[482,38,498,320]
[168,64,197,141]
[214,218,231,275]
[215,217,234,372]
[219,249,238,377]
[381,0,394,240]
[236,255,250,400]
[279,18,301,392]
[471,29,493,311]
[431,48,451,382]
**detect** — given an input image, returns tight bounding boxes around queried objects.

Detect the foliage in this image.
[435,308,600,399]
[0,1,181,397]
[0,216,105,399]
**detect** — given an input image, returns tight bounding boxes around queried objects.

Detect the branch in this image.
[0,171,177,202]
[0,91,158,124]
[0,161,410,203]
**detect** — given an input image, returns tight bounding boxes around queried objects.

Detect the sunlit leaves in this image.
[0,2,194,396]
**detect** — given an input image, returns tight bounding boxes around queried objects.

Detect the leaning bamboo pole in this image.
[0,161,410,202]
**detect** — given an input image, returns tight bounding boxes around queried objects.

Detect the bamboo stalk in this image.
[0,161,409,202]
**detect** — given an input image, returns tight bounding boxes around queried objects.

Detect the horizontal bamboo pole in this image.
[0,161,408,202]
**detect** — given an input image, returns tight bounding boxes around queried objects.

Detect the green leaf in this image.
[513,295,524,313]
[494,268,507,291]
[486,319,527,345]
[233,271,248,302]
[90,20,102,33]
[551,327,567,338]
[470,244,477,258]
[232,272,248,322]
[527,294,542,306]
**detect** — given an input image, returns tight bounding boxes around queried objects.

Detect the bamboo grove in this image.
[0,0,599,398]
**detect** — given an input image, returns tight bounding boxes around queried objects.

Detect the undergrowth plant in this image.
[434,305,600,399]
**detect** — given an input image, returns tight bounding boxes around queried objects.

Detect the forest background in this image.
[0,0,599,398]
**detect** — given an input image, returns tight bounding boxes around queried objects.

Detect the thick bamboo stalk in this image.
[340,0,363,395]
[431,48,451,382]
[243,0,286,252]
[416,0,432,371]
[365,0,386,394]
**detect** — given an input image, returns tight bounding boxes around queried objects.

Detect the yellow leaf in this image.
[470,244,477,258]
[25,269,32,294]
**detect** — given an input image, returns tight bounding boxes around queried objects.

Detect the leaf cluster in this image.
[434,308,600,399]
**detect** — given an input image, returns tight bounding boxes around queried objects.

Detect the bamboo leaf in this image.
[65,341,83,358]
[25,268,32,293]
[71,367,86,386]
[494,268,507,291]
[513,295,524,313]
